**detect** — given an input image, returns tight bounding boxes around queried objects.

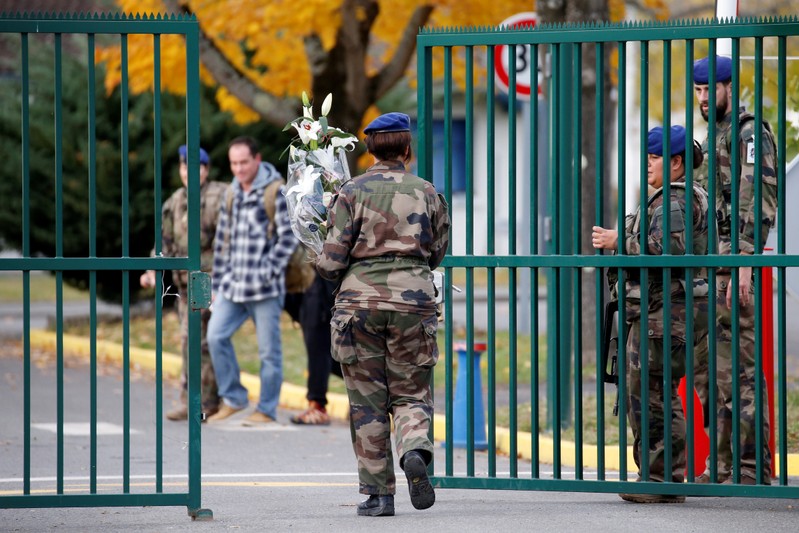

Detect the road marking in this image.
[0,470,626,485]
[0,472,358,484]
[209,424,300,432]
[0,481,358,496]
[31,422,140,436]
[0,473,637,496]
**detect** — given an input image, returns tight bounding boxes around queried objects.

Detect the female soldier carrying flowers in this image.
[316,112,450,517]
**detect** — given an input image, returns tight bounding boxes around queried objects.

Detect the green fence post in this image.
[558,43,574,430]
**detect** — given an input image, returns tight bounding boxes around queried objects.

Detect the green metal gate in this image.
[0,12,210,517]
[418,16,799,498]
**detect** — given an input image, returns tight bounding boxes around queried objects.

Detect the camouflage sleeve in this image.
[161,195,176,258]
[428,192,450,269]
[623,211,641,256]
[211,200,229,294]
[647,192,688,256]
[736,121,778,254]
[316,191,356,282]
[208,184,225,236]
[203,186,225,274]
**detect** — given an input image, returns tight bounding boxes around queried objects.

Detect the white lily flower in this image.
[313,145,336,170]
[303,106,313,119]
[321,93,333,117]
[330,134,357,151]
[287,164,319,202]
[292,120,322,145]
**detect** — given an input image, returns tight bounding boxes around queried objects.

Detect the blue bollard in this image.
[452,342,488,450]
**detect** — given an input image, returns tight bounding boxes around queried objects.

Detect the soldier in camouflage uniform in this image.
[140,145,228,421]
[693,56,777,485]
[317,113,450,517]
[593,126,710,503]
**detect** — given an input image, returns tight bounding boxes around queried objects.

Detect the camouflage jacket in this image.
[695,106,778,265]
[622,179,710,340]
[161,180,228,290]
[317,160,451,313]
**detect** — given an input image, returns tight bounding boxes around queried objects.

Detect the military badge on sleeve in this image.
[746,141,756,164]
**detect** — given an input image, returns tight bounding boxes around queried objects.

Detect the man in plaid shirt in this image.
[206,136,298,426]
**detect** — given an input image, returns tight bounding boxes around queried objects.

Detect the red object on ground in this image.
[453,342,488,353]
[679,259,776,478]
[761,262,776,477]
[677,378,710,477]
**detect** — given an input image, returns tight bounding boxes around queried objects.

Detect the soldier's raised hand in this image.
[140,270,156,288]
[592,226,618,250]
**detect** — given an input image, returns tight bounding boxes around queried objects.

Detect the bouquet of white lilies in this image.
[283,92,358,255]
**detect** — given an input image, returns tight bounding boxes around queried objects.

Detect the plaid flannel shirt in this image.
[212,162,297,302]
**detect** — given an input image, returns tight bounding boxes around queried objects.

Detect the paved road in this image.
[0,300,130,338]
[2,353,799,532]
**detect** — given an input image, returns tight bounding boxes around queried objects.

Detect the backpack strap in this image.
[722,112,777,157]
[221,187,235,259]
[222,178,286,249]
[262,179,285,240]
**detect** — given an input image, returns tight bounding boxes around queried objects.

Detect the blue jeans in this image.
[207,294,283,419]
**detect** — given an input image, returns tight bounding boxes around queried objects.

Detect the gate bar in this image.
[153,32,164,494]
[54,32,65,495]
[87,31,99,496]
[776,35,787,486]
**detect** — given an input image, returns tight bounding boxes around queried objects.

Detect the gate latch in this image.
[189,271,212,311]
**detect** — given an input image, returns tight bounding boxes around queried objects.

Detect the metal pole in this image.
[716,0,738,56]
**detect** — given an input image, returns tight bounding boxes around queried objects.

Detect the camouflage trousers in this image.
[331,308,438,495]
[626,321,687,483]
[177,293,219,411]
[689,296,711,426]
[704,274,772,482]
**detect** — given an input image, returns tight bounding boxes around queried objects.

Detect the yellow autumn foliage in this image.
[98,0,664,126]
[100,0,535,124]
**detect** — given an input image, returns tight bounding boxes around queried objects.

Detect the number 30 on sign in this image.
[493,12,541,101]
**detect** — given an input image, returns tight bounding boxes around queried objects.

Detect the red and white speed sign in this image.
[494,12,541,100]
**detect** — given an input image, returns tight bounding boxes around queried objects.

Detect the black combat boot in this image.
[356,495,395,517]
[402,450,435,510]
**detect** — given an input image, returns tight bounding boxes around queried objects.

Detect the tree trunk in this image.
[166,0,432,174]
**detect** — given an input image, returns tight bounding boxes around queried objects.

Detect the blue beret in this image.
[693,55,732,84]
[647,126,687,157]
[178,144,210,165]
[364,112,411,135]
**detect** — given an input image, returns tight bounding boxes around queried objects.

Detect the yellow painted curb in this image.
[30,329,799,476]
[430,413,635,471]
[28,329,346,418]
[434,412,799,476]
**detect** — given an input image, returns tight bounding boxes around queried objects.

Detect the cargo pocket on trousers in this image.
[330,310,358,365]
[417,315,440,368]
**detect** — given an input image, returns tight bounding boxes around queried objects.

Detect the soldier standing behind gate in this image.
[317,112,450,517]
[692,55,777,485]
[140,144,228,421]
[593,125,709,503]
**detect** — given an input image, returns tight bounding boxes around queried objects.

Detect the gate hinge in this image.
[189,271,212,311]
